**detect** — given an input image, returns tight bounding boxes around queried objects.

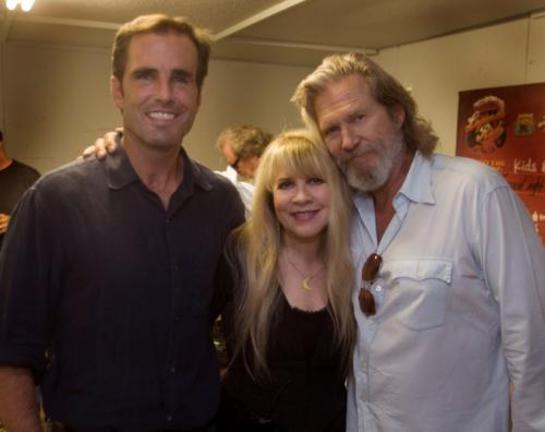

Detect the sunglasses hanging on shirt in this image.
[358,253,382,316]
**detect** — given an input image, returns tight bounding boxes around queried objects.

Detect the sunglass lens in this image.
[359,288,376,316]
[363,253,382,281]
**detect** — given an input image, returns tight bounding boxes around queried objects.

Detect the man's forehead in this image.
[125,32,197,66]
[129,30,191,44]
[314,76,371,123]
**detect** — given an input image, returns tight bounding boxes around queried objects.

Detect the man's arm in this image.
[480,185,545,431]
[0,187,57,432]
[0,366,41,432]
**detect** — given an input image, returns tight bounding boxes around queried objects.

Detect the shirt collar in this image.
[397,150,435,205]
[106,145,213,192]
[186,150,214,192]
[352,150,436,248]
[105,145,139,190]
[353,151,435,207]
[219,165,239,183]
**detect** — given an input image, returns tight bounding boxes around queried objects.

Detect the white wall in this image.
[2,13,545,172]
[190,59,309,168]
[374,14,545,155]
[3,43,117,172]
[2,42,310,174]
[527,12,545,82]
[0,42,4,129]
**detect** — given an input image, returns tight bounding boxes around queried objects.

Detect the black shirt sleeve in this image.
[0,185,60,380]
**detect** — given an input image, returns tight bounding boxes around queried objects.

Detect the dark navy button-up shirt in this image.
[0,146,244,430]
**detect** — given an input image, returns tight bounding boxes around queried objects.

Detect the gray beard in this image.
[344,160,391,192]
[338,136,403,193]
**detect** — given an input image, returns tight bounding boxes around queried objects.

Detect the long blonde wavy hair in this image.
[230,129,356,379]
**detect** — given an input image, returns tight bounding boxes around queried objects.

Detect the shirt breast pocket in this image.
[384,258,452,331]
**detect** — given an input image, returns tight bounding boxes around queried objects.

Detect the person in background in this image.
[0,129,40,251]
[215,125,272,215]
[292,52,545,432]
[215,129,356,431]
[216,125,272,181]
[0,14,243,432]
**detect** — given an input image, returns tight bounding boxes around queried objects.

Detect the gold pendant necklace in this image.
[285,254,324,291]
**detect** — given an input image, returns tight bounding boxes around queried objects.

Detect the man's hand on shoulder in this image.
[0,213,10,235]
[79,128,122,161]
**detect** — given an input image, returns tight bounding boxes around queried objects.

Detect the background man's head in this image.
[292,52,438,158]
[216,125,273,179]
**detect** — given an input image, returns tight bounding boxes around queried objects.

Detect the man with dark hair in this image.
[293,52,545,432]
[0,14,243,431]
[0,129,40,251]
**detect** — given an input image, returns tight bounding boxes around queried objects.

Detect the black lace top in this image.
[218,291,347,432]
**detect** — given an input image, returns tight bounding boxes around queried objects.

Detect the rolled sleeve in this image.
[0,185,60,380]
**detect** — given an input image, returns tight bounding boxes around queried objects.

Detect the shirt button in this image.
[172,264,179,271]
[166,415,173,422]
[170,366,176,373]
[375,285,382,292]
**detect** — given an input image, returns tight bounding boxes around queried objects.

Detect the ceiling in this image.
[2,0,545,67]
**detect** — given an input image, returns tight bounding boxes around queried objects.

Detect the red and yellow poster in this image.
[456,83,545,246]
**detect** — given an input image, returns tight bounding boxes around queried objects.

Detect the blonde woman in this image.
[216,129,356,431]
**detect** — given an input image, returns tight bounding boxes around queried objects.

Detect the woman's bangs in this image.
[271,140,325,180]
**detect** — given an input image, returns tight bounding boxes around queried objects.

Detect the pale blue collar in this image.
[352,151,436,251]
[398,151,435,205]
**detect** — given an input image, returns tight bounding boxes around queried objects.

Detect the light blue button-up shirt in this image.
[347,151,545,432]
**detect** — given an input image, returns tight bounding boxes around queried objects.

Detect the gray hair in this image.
[216,125,273,161]
[291,52,438,156]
